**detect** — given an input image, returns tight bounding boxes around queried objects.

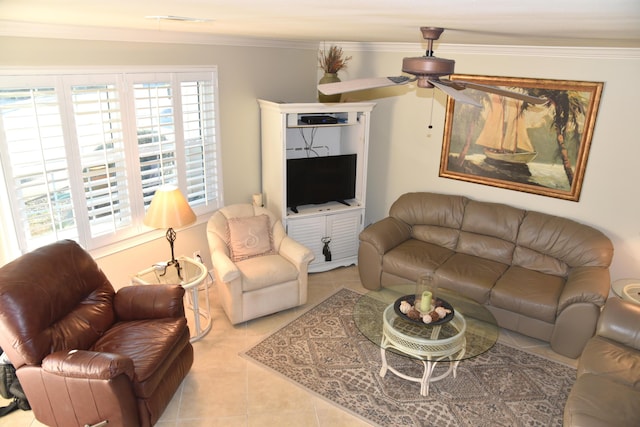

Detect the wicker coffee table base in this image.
[379,305,467,396]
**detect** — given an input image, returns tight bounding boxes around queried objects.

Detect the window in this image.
[0,68,222,256]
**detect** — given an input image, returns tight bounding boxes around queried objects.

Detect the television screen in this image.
[287,154,356,212]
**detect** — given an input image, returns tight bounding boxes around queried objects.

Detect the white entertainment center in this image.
[258,100,376,272]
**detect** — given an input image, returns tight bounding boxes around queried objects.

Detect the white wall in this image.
[338,45,640,282]
[2,35,639,287]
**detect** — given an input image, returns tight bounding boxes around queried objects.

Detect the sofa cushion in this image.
[237,254,299,292]
[91,317,190,398]
[460,200,525,242]
[436,253,508,303]
[382,239,455,281]
[456,231,516,265]
[516,211,613,269]
[454,200,524,265]
[512,245,568,277]
[578,336,640,390]
[411,224,460,250]
[564,373,640,427]
[390,192,467,229]
[490,266,564,323]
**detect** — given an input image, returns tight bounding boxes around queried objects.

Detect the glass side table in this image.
[132,256,212,342]
[612,278,640,305]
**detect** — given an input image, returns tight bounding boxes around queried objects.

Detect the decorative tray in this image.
[393,295,454,326]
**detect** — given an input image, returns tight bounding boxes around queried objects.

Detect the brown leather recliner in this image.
[0,240,194,427]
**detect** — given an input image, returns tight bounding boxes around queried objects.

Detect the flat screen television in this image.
[286,154,357,213]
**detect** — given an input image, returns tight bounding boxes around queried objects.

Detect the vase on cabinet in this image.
[318,73,341,103]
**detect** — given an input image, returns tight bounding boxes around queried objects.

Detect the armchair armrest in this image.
[211,251,241,283]
[359,217,411,255]
[114,284,185,320]
[42,350,134,381]
[279,236,314,267]
[597,297,640,351]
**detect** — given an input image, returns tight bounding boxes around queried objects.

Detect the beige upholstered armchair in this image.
[206,204,314,324]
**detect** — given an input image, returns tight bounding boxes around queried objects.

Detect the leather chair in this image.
[206,204,314,325]
[564,297,640,426]
[0,240,193,427]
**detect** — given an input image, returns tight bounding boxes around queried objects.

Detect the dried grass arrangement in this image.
[318,45,352,74]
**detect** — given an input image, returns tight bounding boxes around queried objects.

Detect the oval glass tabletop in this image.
[353,283,499,362]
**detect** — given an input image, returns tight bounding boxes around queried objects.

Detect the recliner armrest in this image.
[359,217,411,255]
[279,236,314,267]
[596,297,640,351]
[211,251,241,283]
[114,284,185,320]
[42,350,134,381]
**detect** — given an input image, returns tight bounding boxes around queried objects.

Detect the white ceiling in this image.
[1,0,640,48]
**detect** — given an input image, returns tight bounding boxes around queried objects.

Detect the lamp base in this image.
[157,227,183,279]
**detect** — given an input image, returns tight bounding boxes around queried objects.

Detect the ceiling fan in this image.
[318,27,546,107]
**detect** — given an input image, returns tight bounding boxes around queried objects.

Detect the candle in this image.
[420,291,432,312]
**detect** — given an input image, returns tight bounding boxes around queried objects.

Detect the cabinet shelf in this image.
[286,200,362,217]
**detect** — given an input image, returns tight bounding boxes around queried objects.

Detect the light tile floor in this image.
[0,266,577,426]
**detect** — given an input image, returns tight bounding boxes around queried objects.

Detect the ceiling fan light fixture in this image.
[402,56,455,78]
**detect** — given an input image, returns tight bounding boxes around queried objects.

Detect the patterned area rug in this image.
[242,288,575,426]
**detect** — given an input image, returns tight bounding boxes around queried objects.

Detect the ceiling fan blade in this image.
[428,79,482,107]
[452,80,546,105]
[318,76,414,95]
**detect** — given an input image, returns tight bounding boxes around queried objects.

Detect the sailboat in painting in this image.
[475,94,537,164]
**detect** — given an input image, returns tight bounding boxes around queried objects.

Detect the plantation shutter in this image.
[0,82,78,251]
[0,68,222,257]
[129,72,220,213]
[70,81,133,241]
[180,78,219,209]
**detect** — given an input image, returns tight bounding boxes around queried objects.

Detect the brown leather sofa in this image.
[358,192,614,358]
[0,240,194,427]
[564,297,640,426]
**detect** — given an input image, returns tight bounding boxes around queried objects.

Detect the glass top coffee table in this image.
[353,284,499,396]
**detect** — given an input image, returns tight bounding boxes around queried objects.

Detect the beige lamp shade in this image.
[144,185,196,229]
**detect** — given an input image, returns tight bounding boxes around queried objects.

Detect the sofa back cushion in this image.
[514,212,614,275]
[0,240,116,367]
[456,200,525,264]
[390,192,467,250]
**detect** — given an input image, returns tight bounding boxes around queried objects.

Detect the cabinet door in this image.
[286,216,325,264]
[325,210,362,261]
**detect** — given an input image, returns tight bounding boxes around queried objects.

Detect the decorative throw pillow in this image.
[227,214,275,262]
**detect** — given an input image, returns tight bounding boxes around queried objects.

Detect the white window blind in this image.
[0,83,78,250]
[0,68,222,255]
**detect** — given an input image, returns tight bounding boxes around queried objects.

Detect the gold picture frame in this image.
[439,75,603,201]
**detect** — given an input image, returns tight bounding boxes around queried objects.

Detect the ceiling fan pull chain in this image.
[427,94,435,130]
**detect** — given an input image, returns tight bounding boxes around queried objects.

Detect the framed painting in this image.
[439,75,603,201]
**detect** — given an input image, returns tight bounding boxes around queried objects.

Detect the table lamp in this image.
[143,185,196,279]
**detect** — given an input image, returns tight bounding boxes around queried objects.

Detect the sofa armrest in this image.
[114,284,185,320]
[42,350,134,381]
[558,266,610,313]
[279,236,315,267]
[357,217,411,290]
[359,217,411,255]
[551,266,611,358]
[597,297,640,351]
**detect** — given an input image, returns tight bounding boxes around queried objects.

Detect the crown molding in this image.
[3,21,639,59]
[333,41,640,60]
[0,20,317,50]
